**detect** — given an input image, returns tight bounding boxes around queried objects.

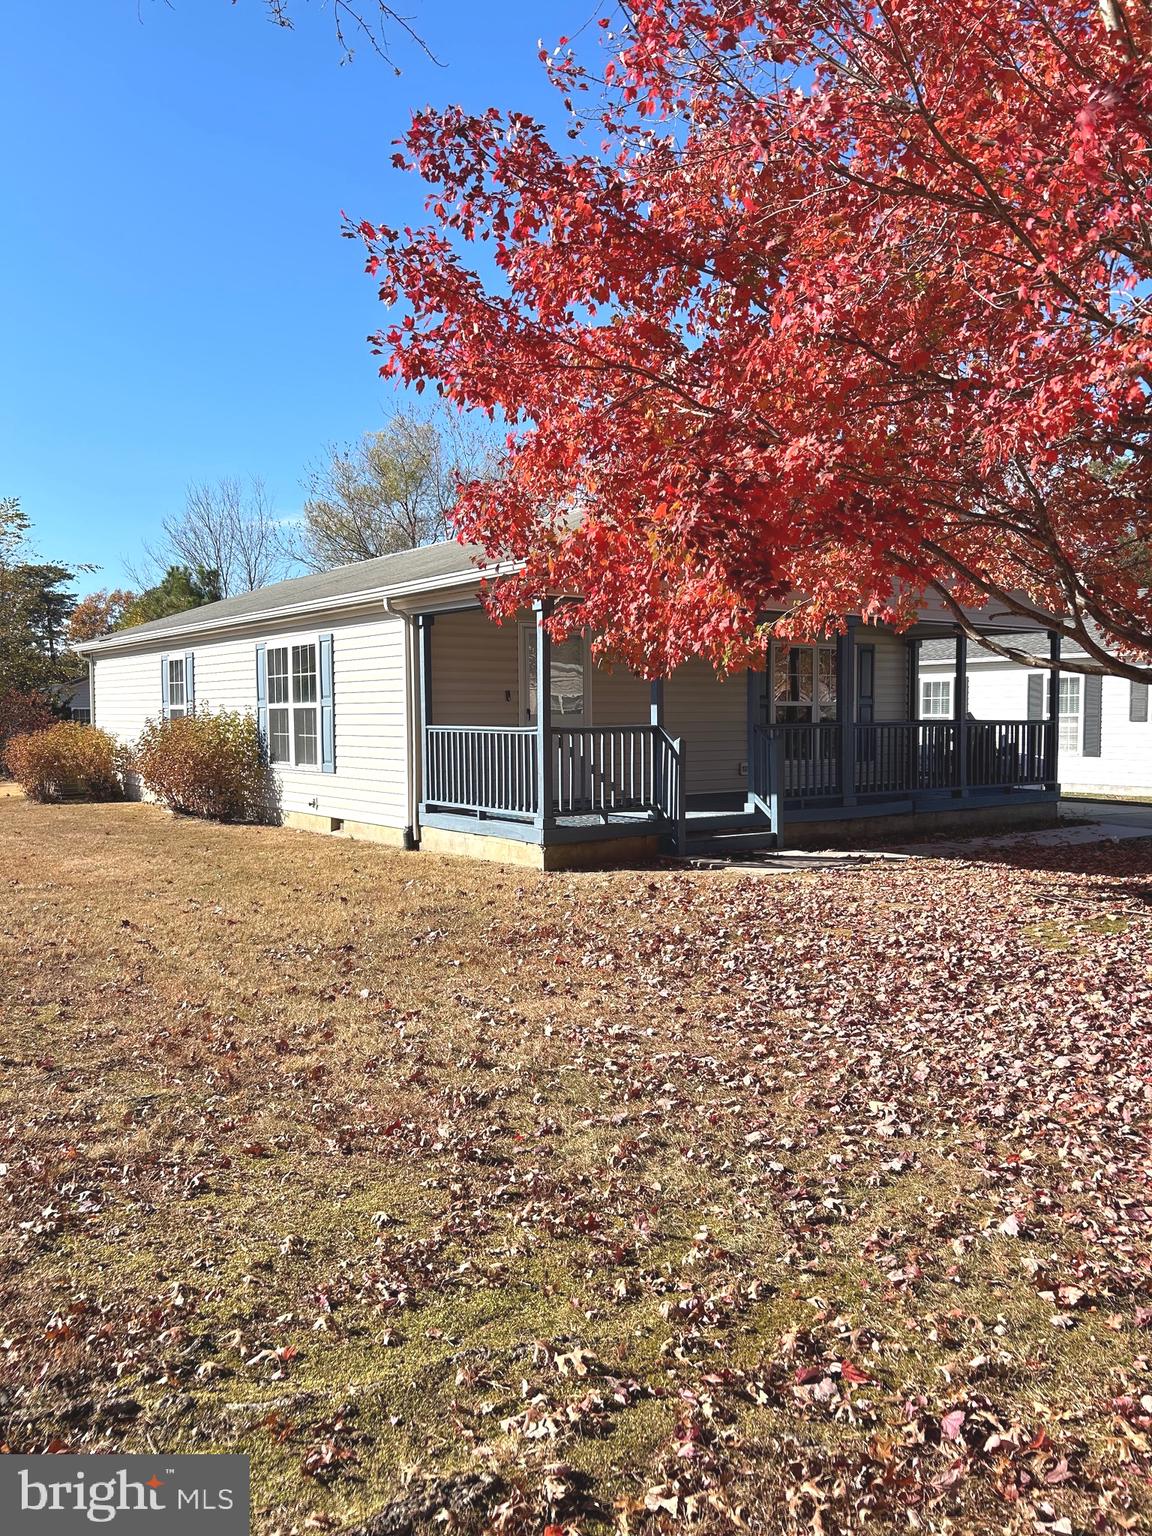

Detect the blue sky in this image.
[1,0,581,589]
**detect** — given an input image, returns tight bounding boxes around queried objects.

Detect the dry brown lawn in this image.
[2,794,1151,1535]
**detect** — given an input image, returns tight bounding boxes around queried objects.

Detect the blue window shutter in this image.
[256,644,268,748]
[1130,681,1149,723]
[319,633,335,774]
[1083,673,1103,757]
[160,654,170,719]
[1026,674,1044,719]
[184,651,196,713]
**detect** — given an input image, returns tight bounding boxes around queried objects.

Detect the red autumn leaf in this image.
[354,2,1152,685]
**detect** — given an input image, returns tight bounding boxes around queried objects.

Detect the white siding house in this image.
[918,637,1152,800]
[76,544,1064,865]
[91,612,410,837]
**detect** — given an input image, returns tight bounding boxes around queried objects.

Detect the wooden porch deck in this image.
[419,719,1059,853]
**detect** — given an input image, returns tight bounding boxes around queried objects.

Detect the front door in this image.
[771,642,839,797]
[518,624,588,728]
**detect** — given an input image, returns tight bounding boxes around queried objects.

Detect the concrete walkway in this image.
[684,798,1152,873]
[890,799,1152,859]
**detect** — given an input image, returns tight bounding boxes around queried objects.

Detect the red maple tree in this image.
[354,0,1152,680]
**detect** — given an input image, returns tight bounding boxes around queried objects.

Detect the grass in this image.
[1,795,1151,1534]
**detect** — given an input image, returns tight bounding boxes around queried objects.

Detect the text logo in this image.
[1,1456,249,1533]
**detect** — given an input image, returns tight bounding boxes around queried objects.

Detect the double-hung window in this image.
[266,641,319,767]
[771,642,838,723]
[1058,676,1081,754]
[920,678,952,718]
[166,657,188,718]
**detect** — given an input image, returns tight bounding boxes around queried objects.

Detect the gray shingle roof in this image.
[85,541,489,647]
[919,634,1088,664]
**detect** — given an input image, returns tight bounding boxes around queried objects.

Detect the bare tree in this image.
[292,411,494,572]
[134,477,294,597]
[142,2,437,69]
[256,0,436,67]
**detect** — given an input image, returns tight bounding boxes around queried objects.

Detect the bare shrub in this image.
[135,709,275,823]
[5,722,122,802]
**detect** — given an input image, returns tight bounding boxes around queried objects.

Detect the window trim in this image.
[1058,674,1082,755]
[919,677,952,719]
[263,632,323,771]
[166,655,187,719]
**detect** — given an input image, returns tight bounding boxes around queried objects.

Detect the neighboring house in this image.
[75,543,1064,866]
[55,674,91,724]
[918,637,1152,801]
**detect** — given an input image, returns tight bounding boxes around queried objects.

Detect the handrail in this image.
[754,719,1050,801]
[424,725,539,818]
[424,723,686,842]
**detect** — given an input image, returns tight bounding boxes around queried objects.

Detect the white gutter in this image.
[74,560,518,657]
[382,597,422,848]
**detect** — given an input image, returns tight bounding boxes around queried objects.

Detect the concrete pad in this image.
[683,798,1152,873]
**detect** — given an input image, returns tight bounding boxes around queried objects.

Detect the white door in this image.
[519,624,588,727]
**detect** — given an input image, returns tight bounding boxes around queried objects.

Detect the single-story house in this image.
[55,674,91,724]
[51,672,90,724]
[75,543,1066,866]
[919,636,1152,801]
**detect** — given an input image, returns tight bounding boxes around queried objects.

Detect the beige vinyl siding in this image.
[666,659,747,795]
[425,613,919,799]
[429,608,520,726]
[588,660,650,725]
[92,609,410,828]
[861,628,911,721]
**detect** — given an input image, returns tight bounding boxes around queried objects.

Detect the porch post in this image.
[745,665,758,813]
[1046,629,1062,790]
[908,636,921,719]
[953,631,969,797]
[836,621,857,807]
[649,676,665,817]
[534,598,555,832]
[417,613,434,807]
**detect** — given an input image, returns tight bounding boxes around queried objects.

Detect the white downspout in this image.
[383,598,420,849]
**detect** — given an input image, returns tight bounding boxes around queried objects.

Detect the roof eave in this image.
[75,562,517,656]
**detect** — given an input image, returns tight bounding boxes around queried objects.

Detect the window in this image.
[167,657,187,719]
[772,643,837,723]
[920,678,952,718]
[267,641,319,766]
[520,626,586,725]
[1058,676,1081,754]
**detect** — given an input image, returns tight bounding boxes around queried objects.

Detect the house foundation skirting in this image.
[419,824,664,869]
[281,810,408,846]
[780,797,1059,849]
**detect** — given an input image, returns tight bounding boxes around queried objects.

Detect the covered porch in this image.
[412,599,1063,859]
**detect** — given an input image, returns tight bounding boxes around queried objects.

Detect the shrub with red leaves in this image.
[0,689,57,763]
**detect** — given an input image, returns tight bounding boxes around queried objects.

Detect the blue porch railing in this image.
[423,724,685,844]
[751,719,1053,805]
[423,718,1053,849]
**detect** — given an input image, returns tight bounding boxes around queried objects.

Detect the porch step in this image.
[674,826,779,858]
